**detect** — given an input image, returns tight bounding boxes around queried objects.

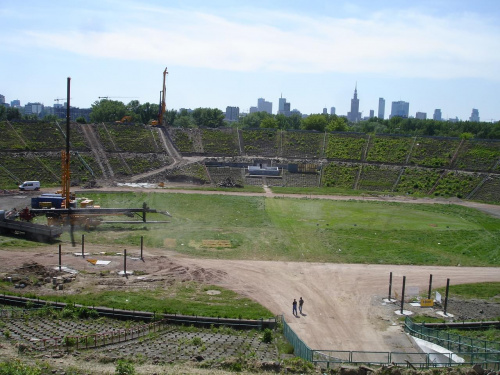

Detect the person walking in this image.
[292,299,298,316]
[299,297,304,314]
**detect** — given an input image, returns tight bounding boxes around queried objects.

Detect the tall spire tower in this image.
[347,83,361,123]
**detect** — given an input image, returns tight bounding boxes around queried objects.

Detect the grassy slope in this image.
[54,192,500,267]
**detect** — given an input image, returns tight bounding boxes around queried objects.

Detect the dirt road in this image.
[178,258,500,351]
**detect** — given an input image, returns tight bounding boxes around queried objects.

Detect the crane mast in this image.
[158,67,168,126]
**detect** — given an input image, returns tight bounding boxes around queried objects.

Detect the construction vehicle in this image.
[151,67,168,126]
[115,116,133,124]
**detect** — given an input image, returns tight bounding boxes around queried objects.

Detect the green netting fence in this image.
[282,315,500,369]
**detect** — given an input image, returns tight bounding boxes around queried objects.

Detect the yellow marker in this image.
[420,298,434,307]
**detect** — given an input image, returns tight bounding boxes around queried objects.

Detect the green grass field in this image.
[47,192,500,267]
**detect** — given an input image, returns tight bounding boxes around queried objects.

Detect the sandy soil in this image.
[1,186,499,354]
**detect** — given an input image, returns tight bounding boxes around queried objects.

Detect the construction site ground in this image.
[0,186,499,354]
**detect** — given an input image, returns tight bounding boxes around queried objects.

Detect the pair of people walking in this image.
[292,297,304,316]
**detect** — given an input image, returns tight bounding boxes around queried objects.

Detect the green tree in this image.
[126,100,141,114]
[164,109,177,126]
[90,99,128,122]
[301,114,327,131]
[75,116,87,124]
[239,111,271,128]
[326,115,348,132]
[192,107,224,128]
[260,116,279,129]
[6,107,22,121]
[134,102,159,124]
[286,113,303,129]
[173,109,195,128]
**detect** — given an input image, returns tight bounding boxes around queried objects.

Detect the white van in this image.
[19,181,40,191]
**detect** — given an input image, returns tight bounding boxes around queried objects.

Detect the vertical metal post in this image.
[140,236,144,260]
[428,274,433,299]
[444,278,450,316]
[65,77,71,210]
[81,234,85,258]
[123,249,127,277]
[400,276,406,314]
[388,272,392,300]
[58,244,62,271]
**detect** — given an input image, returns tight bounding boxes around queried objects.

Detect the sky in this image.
[1,0,500,121]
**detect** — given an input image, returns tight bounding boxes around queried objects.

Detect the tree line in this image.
[87,99,500,139]
[2,99,499,139]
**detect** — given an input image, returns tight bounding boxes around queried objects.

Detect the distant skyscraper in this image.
[378,98,385,119]
[390,101,409,119]
[433,109,442,121]
[225,106,239,122]
[330,107,336,115]
[369,110,374,118]
[347,84,361,123]
[415,112,427,120]
[278,95,291,116]
[257,98,272,114]
[0,94,5,105]
[284,102,291,115]
[249,106,258,114]
[470,108,480,122]
[322,108,327,115]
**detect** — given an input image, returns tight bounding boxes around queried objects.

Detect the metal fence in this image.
[404,317,500,362]
[282,314,312,361]
[282,315,500,370]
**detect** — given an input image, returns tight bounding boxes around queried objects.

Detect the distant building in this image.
[378,98,385,119]
[249,106,258,114]
[52,105,91,121]
[433,109,442,121]
[257,98,272,114]
[24,102,43,116]
[278,95,291,116]
[291,109,302,116]
[347,84,361,123]
[330,107,336,115]
[225,106,239,122]
[390,101,409,119]
[0,94,5,105]
[284,102,291,115]
[415,112,427,120]
[470,108,480,122]
[369,110,374,118]
[322,108,327,115]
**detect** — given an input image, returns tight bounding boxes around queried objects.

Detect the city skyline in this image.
[0,91,488,123]
[1,1,499,121]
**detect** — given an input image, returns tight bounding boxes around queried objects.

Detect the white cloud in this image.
[13,4,500,79]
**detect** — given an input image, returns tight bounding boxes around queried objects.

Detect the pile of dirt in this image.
[442,298,500,321]
[1,262,67,288]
